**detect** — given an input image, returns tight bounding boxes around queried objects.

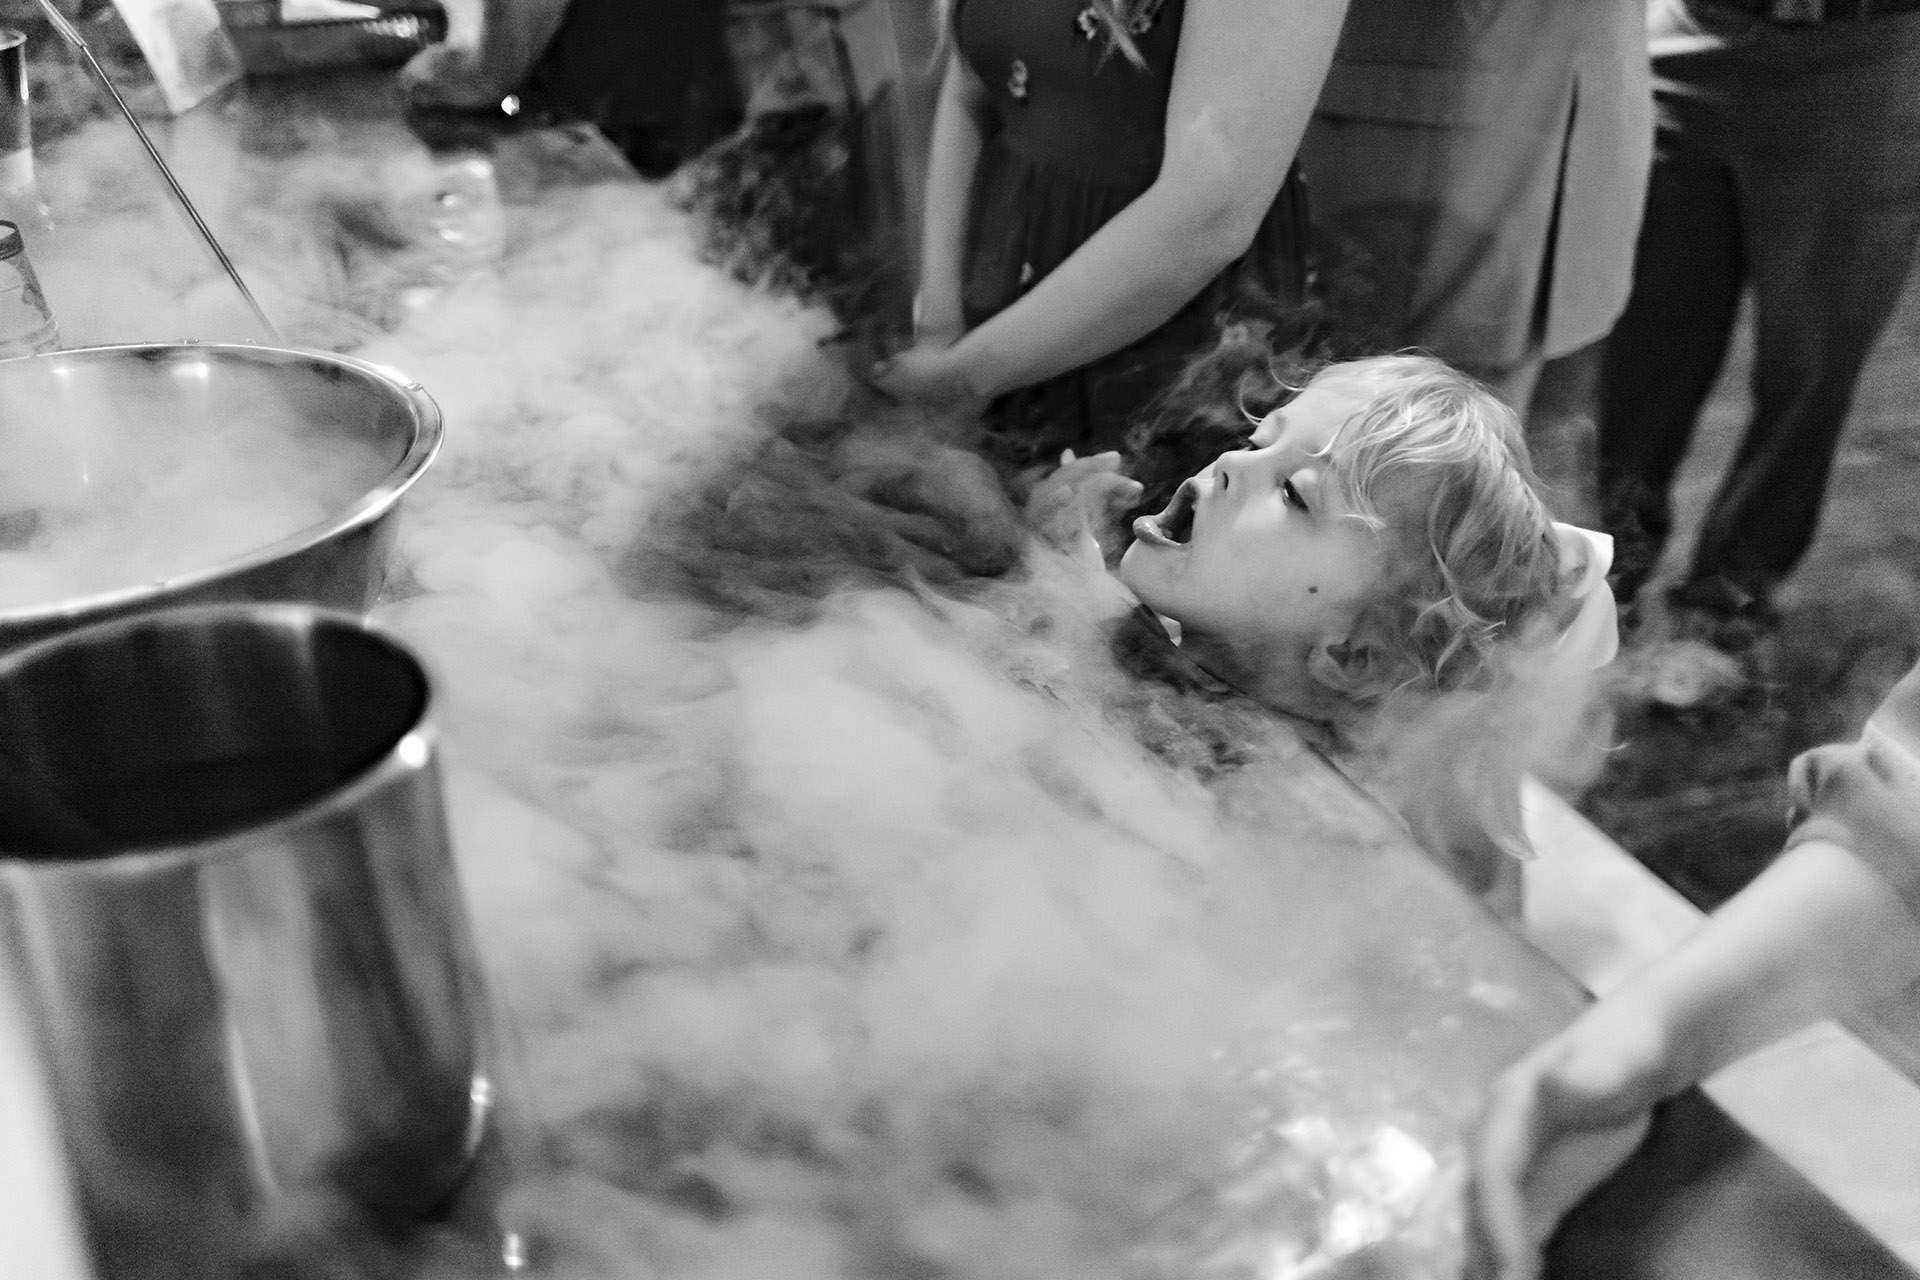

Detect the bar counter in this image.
[14,58,1915,1280]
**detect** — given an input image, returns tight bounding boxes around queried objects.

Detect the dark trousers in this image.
[1596,0,1920,604]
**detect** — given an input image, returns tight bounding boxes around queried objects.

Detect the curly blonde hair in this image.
[1127,345,1601,884]
[1292,356,1604,885]
[1306,354,1568,703]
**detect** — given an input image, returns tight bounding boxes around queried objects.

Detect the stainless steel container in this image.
[0,342,442,656]
[0,604,491,1278]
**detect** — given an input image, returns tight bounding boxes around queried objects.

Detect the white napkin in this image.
[1551,522,1621,670]
[279,0,384,24]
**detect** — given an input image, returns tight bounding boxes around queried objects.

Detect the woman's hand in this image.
[912,0,1351,398]
[399,42,506,110]
[1466,1001,1667,1279]
[868,340,987,412]
[397,0,570,110]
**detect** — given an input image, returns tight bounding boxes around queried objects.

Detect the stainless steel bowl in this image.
[0,342,442,655]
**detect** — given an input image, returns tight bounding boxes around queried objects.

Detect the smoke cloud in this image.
[5,118,1581,1278]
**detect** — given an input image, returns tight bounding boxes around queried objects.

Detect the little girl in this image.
[1037,353,1618,910]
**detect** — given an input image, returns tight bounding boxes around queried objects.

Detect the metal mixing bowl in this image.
[0,342,442,655]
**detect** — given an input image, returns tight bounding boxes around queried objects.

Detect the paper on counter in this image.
[108,0,243,114]
[279,0,385,23]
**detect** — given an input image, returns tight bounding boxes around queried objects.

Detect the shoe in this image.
[1636,638,1749,710]
[1665,576,1780,656]
[1597,477,1669,607]
[1604,520,1662,609]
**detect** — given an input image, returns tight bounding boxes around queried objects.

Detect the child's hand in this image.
[1465,1000,1665,1279]
[1026,450,1144,566]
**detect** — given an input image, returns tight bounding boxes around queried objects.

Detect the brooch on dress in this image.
[1075,0,1167,41]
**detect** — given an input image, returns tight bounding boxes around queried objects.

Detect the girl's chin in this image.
[1124,585,1186,629]
[1114,550,1161,603]
[1116,537,1173,576]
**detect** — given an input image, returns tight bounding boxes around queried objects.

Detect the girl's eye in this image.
[1282,477,1307,511]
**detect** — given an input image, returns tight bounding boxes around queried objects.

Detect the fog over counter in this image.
[10,75,1587,1279]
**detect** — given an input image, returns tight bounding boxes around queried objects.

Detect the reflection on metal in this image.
[0,342,443,655]
[0,605,494,1278]
[0,950,92,1280]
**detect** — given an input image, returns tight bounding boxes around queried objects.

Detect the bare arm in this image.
[879,0,1352,403]
[1471,838,1920,1280]
[1620,841,1920,1085]
[400,0,572,107]
[958,0,1347,395]
[915,54,992,343]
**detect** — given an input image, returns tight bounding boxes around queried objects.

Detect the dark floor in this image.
[1579,260,1920,910]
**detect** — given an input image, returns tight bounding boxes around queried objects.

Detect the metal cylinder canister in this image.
[0,603,493,1278]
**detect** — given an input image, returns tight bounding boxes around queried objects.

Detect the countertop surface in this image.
[11,53,1915,1280]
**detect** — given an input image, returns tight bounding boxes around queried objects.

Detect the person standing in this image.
[1297,0,1652,418]
[869,0,1350,472]
[1594,0,1920,633]
[400,0,742,178]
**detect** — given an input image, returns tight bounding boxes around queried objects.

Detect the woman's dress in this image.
[952,0,1310,469]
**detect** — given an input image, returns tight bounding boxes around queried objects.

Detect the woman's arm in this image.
[876,0,1352,403]
[1471,838,1920,1280]
[914,53,992,345]
[400,0,572,108]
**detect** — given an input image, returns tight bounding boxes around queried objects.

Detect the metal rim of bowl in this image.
[0,600,443,873]
[0,341,444,628]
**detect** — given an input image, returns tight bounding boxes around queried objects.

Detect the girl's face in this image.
[1117,371,1389,665]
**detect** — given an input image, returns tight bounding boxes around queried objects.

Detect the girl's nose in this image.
[1214,448,1260,491]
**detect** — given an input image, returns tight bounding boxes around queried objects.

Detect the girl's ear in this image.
[1306,638,1379,695]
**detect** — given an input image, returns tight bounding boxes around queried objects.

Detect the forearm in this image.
[946,182,1248,398]
[1605,839,1920,1096]
[916,56,988,339]
[943,0,1348,399]
[1470,840,1920,1280]
[403,0,567,102]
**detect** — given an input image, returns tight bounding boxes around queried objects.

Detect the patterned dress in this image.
[951,0,1310,469]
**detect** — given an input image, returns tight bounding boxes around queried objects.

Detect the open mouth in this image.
[1132,479,1197,549]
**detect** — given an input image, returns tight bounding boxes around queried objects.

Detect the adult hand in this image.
[868,340,987,413]
[1466,1000,1667,1279]
[399,42,506,110]
[398,0,570,110]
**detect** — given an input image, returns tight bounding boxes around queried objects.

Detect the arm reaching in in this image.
[399,0,571,109]
[1469,837,1920,1279]
[914,52,990,350]
[873,0,1351,407]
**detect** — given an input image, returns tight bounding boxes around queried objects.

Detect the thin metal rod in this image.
[33,0,281,342]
